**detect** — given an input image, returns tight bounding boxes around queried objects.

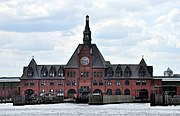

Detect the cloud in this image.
[0,0,179,76]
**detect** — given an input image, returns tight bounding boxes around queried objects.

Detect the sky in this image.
[0,0,179,77]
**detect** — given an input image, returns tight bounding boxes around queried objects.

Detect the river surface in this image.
[0,103,180,116]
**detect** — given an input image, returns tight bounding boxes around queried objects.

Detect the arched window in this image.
[57,90,64,96]
[124,66,131,77]
[124,89,130,95]
[107,89,112,95]
[115,65,122,77]
[125,80,129,86]
[115,89,121,95]
[40,89,46,96]
[105,67,114,77]
[72,80,76,86]
[93,89,102,95]
[49,89,54,95]
[116,80,121,86]
[58,66,64,77]
[41,66,48,77]
[27,67,34,77]
[107,80,112,86]
[49,66,56,77]
[139,66,145,77]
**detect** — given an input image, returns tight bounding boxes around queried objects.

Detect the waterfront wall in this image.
[89,95,135,104]
[103,95,135,104]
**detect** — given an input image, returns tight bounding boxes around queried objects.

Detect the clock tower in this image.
[66,15,107,100]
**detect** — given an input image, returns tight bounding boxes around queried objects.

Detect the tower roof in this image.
[83,15,92,48]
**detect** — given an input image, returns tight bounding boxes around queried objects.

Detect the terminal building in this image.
[0,77,20,102]
[154,68,180,96]
[20,16,163,101]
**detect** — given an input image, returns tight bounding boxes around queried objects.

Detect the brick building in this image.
[0,77,20,100]
[20,16,162,100]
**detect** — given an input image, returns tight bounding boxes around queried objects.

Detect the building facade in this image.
[0,77,20,100]
[20,16,162,100]
[154,68,180,96]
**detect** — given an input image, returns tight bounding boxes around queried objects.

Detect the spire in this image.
[28,57,37,66]
[139,57,147,66]
[83,15,92,48]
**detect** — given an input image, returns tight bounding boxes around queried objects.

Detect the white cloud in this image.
[0,0,180,76]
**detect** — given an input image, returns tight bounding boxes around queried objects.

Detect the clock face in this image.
[81,57,90,65]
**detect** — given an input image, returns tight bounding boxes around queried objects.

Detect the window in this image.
[58,81,63,86]
[107,89,112,95]
[142,80,146,85]
[94,72,97,77]
[124,66,131,77]
[81,72,89,77]
[80,86,90,93]
[30,81,35,86]
[116,80,121,86]
[99,80,103,85]
[107,80,111,86]
[136,80,140,86]
[97,72,99,77]
[125,80,129,86]
[66,80,70,86]
[57,90,64,96]
[49,89,54,95]
[72,80,76,86]
[70,72,72,77]
[124,89,130,95]
[115,89,121,95]
[41,81,46,86]
[94,72,103,77]
[40,89,46,96]
[67,72,70,77]
[50,81,54,86]
[27,67,34,77]
[139,66,145,77]
[93,80,98,85]
[73,72,76,77]
[41,67,48,77]
[115,65,122,77]
[106,67,113,77]
[115,71,122,77]
[100,72,103,77]
[25,81,29,86]
[58,67,64,77]
[49,67,56,77]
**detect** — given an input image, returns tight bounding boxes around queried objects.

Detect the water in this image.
[0,103,180,116]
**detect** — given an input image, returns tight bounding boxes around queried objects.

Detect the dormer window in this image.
[41,66,48,77]
[58,67,64,77]
[27,67,34,77]
[49,67,56,77]
[106,67,114,77]
[115,65,122,77]
[124,66,131,77]
[139,66,145,77]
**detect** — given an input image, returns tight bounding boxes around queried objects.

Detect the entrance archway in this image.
[107,89,112,95]
[139,89,148,99]
[115,89,121,95]
[124,89,130,95]
[25,89,34,96]
[93,89,102,95]
[67,89,76,98]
